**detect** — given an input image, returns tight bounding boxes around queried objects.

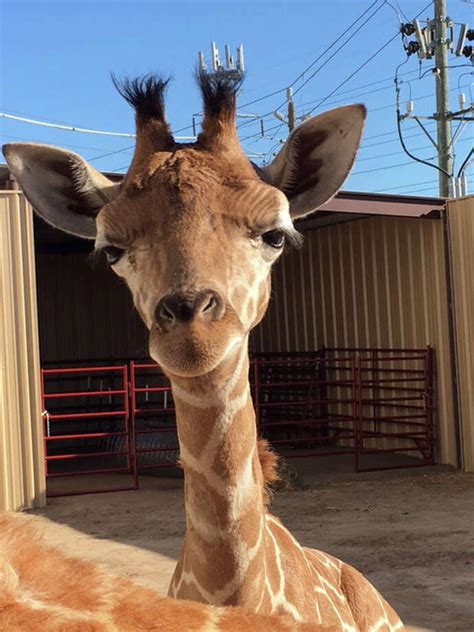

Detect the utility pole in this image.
[398,2,473,197]
[434,0,453,196]
[287,87,296,132]
[272,87,297,133]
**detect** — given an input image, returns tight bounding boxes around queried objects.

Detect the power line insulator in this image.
[462,45,473,59]
[406,41,421,56]
[466,29,474,42]
[400,23,416,36]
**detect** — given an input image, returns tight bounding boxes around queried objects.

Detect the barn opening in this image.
[2,165,470,500]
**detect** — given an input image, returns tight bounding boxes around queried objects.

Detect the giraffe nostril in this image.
[158,303,175,322]
[154,297,178,329]
[201,295,216,314]
[198,290,225,321]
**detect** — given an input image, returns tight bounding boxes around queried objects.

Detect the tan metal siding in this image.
[253,216,457,466]
[0,192,46,510]
[448,197,474,471]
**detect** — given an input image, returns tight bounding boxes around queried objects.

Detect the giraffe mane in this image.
[196,71,243,121]
[112,73,171,124]
[257,438,279,504]
[176,439,279,505]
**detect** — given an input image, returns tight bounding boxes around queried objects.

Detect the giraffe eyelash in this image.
[281,227,303,250]
[249,225,303,250]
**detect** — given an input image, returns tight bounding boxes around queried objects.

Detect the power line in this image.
[362,125,435,147]
[350,159,413,176]
[241,78,466,152]
[288,1,386,101]
[373,178,438,191]
[235,87,288,110]
[237,0,382,113]
[398,185,442,194]
[393,184,440,194]
[88,145,135,162]
[357,143,433,161]
[351,138,472,174]
[289,0,382,89]
[0,112,136,138]
[237,1,391,130]
[0,133,124,154]
[0,111,196,141]
[238,0,434,150]
[362,132,471,154]
[238,106,431,144]
[302,12,425,118]
[348,135,474,174]
[305,29,402,116]
[238,5,435,137]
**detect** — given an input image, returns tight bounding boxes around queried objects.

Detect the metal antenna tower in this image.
[198,42,245,80]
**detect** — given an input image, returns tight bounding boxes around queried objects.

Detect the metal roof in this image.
[297,190,446,231]
[321,190,445,217]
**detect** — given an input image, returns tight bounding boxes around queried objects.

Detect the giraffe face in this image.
[3,75,365,380]
[95,149,296,377]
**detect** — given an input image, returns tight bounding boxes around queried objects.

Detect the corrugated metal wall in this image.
[252,216,458,466]
[36,253,147,363]
[2,190,471,493]
[448,197,474,472]
[0,192,46,510]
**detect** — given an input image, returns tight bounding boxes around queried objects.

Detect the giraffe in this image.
[0,511,337,631]
[2,73,404,630]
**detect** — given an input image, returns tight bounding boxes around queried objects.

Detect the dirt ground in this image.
[29,467,473,632]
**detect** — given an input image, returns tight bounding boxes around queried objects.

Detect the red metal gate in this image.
[351,347,435,471]
[129,361,179,475]
[250,348,434,471]
[251,351,358,459]
[41,365,137,496]
[40,347,435,495]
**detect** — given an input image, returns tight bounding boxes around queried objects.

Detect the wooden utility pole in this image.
[434,0,453,196]
[287,87,296,132]
[398,0,473,196]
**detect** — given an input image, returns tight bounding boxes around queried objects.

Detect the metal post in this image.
[434,0,453,196]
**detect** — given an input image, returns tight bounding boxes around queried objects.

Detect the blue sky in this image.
[1,0,472,196]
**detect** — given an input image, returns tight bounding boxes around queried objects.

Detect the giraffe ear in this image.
[2,143,120,239]
[261,104,366,219]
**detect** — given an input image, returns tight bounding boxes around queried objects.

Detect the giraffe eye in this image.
[262,230,285,249]
[102,245,125,265]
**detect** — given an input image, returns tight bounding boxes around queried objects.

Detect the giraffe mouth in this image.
[148,310,244,378]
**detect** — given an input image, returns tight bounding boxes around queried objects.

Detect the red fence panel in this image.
[350,347,435,471]
[41,364,138,496]
[251,351,358,461]
[40,348,435,496]
[130,361,179,472]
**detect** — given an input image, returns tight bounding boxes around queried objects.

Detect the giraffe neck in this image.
[169,341,267,605]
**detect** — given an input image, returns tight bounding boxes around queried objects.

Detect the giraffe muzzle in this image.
[154,289,225,331]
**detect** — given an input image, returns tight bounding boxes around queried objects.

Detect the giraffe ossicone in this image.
[3,72,404,630]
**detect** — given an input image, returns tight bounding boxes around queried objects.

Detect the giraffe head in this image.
[3,74,365,378]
